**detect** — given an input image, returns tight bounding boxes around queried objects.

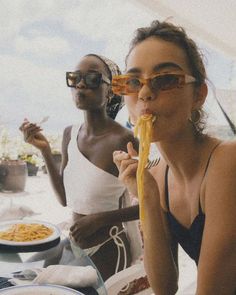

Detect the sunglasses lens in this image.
[112,76,141,95]
[85,73,102,88]
[112,73,188,94]
[66,72,103,88]
[112,77,127,95]
[67,73,80,87]
[126,77,142,93]
[152,74,181,91]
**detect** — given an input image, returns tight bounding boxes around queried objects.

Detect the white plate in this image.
[0,284,83,294]
[0,220,61,246]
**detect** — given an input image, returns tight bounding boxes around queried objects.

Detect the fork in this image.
[3,272,36,280]
[131,156,160,169]
[145,157,160,169]
[37,115,49,125]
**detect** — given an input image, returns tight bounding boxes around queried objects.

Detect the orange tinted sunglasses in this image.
[112,73,196,95]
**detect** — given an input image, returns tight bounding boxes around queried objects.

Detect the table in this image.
[0,173,107,294]
[0,171,197,294]
[0,171,72,225]
[0,243,107,295]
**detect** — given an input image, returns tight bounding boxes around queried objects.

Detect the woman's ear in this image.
[193,83,208,109]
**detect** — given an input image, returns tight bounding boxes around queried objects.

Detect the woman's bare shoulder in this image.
[112,121,134,136]
[149,157,168,211]
[110,121,138,151]
[63,125,73,137]
[208,139,236,167]
[203,139,236,209]
[62,125,73,147]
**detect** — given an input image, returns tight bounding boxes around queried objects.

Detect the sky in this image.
[1,0,236,137]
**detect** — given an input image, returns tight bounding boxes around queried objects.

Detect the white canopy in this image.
[133,0,236,60]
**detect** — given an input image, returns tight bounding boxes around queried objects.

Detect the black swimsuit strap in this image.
[198,141,222,214]
[165,165,170,211]
[201,141,222,179]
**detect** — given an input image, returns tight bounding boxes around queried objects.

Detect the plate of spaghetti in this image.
[0,220,61,252]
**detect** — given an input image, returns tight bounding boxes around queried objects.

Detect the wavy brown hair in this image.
[125,20,207,135]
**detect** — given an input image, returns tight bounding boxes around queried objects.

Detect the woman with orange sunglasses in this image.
[113,21,236,294]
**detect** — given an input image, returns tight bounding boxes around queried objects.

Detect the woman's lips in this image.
[75,91,86,99]
[139,109,157,123]
[140,109,155,116]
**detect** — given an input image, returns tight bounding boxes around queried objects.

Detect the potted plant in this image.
[19,153,44,176]
[42,134,62,173]
[17,139,44,176]
[0,128,27,192]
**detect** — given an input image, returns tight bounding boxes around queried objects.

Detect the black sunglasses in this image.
[66,71,110,89]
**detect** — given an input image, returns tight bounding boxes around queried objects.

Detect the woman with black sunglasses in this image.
[113,21,236,294]
[19,54,142,281]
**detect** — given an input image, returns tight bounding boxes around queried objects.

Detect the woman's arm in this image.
[42,126,73,206]
[41,146,66,206]
[142,171,178,295]
[70,205,139,242]
[94,204,140,224]
[196,144,236,295]
[19,120,68,206]
[113,143,178,295]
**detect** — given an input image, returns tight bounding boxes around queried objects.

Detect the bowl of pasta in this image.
[0,220,61,252]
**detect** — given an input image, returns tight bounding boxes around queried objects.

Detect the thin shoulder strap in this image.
[165,165,170,211]
[199,141,222,214]
[71,124,81,142]
[202,141,222,178]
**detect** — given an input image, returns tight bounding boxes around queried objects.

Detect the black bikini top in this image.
[165,142,221,264]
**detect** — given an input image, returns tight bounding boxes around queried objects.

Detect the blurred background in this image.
[1,0,236,141]
[0,1,235,290]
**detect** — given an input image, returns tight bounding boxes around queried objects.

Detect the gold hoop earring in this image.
[189,109,201,125]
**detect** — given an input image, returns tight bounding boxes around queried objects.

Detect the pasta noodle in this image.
[0,223,53,242]
[134,114,156,226]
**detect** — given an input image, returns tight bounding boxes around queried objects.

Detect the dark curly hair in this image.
[125,20,207,135]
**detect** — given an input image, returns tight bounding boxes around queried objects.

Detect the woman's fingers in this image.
[20,121,40,133]
[69,224,84,243]
[113,149,138,195]
[24,125,40,135]
[113,141,139,168]
[119,162,138,182]
[19,121,42,143]
[70,223,81,234]
[127,141,138,157]
[70,224,75,231]
[113,149,138,174]
[113,150,129,168]
[25,128,42,142]
[19,118,29,130]
[70,226,78,238]
[119,157,137,174]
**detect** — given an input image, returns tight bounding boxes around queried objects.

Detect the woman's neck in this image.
[157,132,207,181]
[82,110,114,136]
[128,116,136,127]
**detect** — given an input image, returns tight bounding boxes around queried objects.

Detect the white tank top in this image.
[63,125,126,215]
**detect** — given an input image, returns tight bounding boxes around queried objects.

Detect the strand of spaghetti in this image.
[134,115,154,228]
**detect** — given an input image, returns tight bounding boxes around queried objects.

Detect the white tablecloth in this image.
[0,171,71,225]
